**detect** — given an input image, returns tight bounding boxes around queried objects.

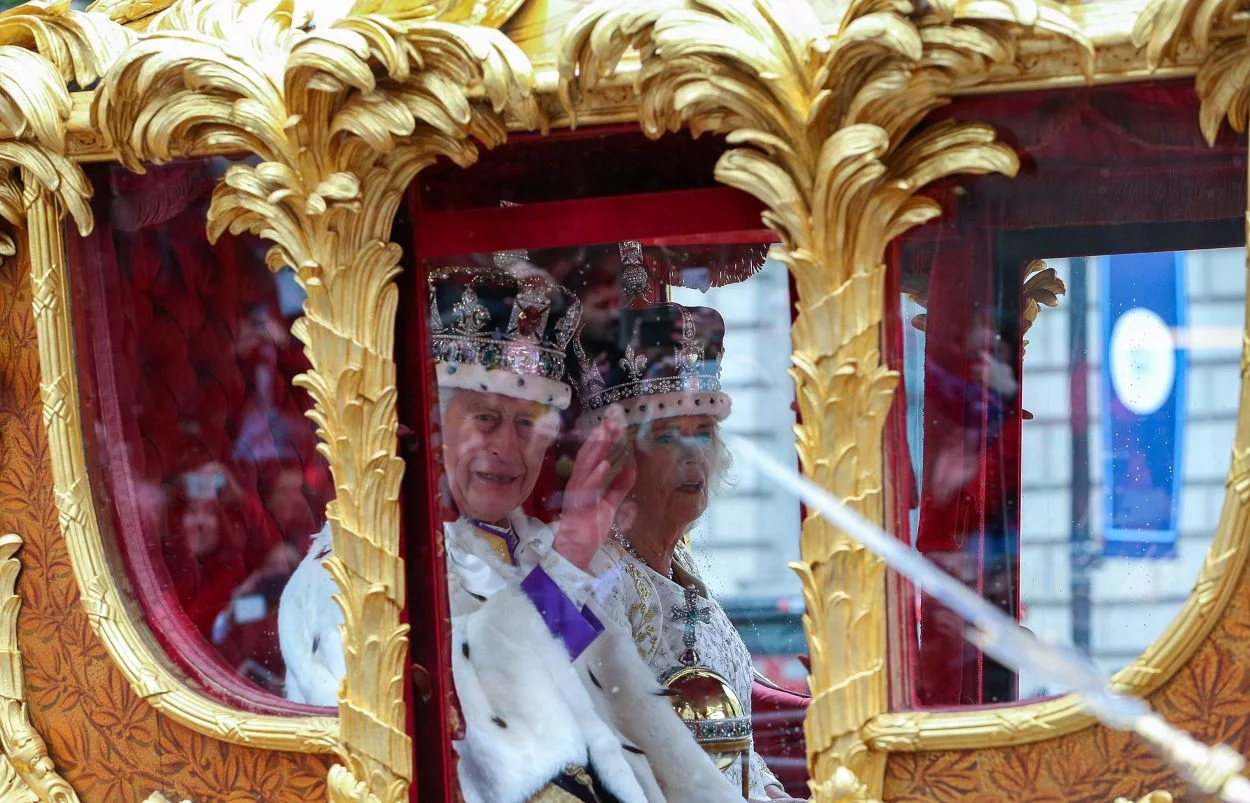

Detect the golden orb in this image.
[661,666,752,772]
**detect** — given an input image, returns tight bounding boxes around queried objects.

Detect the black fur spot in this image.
[622,744,645,755]
[312,636,320,654]
[462,642,470,659]
[492,716,508,728]
[588,669,603,690]
[652,687,679,697]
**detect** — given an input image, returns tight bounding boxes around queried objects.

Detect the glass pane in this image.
[891,83,1247,708]
[69,159,333,711]
[408,234,807,799]
[1019,250,1242,695]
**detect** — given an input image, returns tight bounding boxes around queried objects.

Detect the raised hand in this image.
[553,406,635,571]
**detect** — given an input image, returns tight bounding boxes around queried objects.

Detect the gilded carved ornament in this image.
[0,0,131,263]
[0,4,134,802]
[92,0,541,799]
[0,533,79,803]
[18,0,339,764]
[558,0,1088,798]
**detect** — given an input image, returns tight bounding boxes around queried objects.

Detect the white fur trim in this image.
[437,362,572,409]
[576,623,743,803]
[452,588,651,803]
[278,523,344,707]
[576,390,731,432]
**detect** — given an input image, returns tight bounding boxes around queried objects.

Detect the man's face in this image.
[441,390,559,525]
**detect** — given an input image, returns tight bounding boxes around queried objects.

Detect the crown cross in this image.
[672,585,711,667]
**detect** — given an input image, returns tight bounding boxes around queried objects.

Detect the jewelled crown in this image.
[571,302,731,429]
[429,265,582,409]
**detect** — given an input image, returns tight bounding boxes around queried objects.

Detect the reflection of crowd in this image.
[83,165,331,703]
[177,299,330,694]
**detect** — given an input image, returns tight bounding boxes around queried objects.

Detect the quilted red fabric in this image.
[72,160,331,707]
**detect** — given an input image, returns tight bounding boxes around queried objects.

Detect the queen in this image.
[572,303,799,802]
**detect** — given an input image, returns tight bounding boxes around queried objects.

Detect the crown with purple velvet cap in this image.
[429,262,582,410]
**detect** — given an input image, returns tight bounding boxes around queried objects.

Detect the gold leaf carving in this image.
[93,1,540,798]
[0,1,133,261]
[29,187,339,755]
[1020,259,1065,351]
[560,0,1088,798]
[0,532,79,803]
[1134,0,1250,144]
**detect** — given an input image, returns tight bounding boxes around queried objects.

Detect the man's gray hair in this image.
[435,386,560,438]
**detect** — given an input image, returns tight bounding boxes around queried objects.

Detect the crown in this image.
[571,302,731,429]
[429,266,582,409]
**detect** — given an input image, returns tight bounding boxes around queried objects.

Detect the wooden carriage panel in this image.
[0,238,335,801]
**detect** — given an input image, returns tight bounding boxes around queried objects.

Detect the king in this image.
[281,261,740,803]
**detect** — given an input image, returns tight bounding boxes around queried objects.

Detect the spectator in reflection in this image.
[164,459,280,640]
[278,263,741,803]
[571,302,798,802]
[915,319,1022,705]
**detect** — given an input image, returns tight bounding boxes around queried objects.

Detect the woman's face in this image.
[629,415,717,534]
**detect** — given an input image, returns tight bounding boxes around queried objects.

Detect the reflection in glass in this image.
[898,246,1243,705]
[888,84,1247,710]
[71,160,332,707]
[1016,249,1241,697]
[403,241,806,800]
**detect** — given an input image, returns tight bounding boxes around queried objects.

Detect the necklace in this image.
[610,526,675,580]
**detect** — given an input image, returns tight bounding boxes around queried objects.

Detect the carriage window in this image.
[397,224,809,799]
[891,84,1247,708]
[68,159,333,711]
[900,245,1243,705]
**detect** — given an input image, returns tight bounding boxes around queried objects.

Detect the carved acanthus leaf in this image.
[0,0,133,259]
[560,0,1087,798]
[1133,0,1249,143]
[94,1,539,799]
[1021,258,1065,349]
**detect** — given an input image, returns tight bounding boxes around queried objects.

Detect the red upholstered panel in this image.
[70,160,331,711]
[752,681,810,797]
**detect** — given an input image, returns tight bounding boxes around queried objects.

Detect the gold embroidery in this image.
[528,765,601,802]
[621,558,659,658]
[470,523,516,566]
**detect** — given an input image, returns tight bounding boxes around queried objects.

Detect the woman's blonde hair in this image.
[629,416,735,494]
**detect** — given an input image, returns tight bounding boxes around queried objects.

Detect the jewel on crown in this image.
[507,278,552,341]
[675,308,704,377]
[450,286,490,334]
[620,343,648,381]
